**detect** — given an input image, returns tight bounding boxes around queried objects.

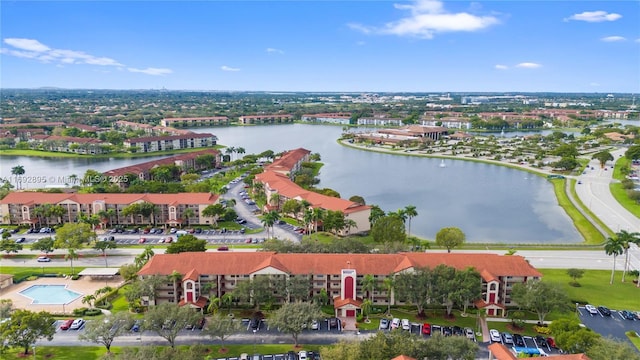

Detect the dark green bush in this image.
[73,308,87,316]
[84,308,102,316]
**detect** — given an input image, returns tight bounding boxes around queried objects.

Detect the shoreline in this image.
[337,138,609,245]
[0,146,224,159]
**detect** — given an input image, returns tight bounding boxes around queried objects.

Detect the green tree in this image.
[202,314,242,351]
[403,205,418,238]
[348,195,365,205]
[592,150,614,169]
[320,340,361,360]
[261,211,280,239]
[202,203,225,227]
[360,274,376,305]
[455,267,482,315]
[370,215,406,243]
[165,234,207,254]
[0,299,13,318]
[554,157,579,171]
[11,165,25,190]
[586,337,640,360]
[0,239,23,254]
[566,268,585,286]
[286,275,312,302]
[119,264,139,282]
[55,223,94,276]
[382,276,395,315]
[79,312,133,353]
[269,301,324,347]
[625,144,640,160]
[394,268,431,317]
[368,205,385,227]
[134,245,155,268]
[550,318,600,354]
[168,270,183,304]
[615,230,640,282]
[421,333,479,360]
[31,237,55,254]
[143,303,200,348]
[435,227,466,253]
[81,294,96,309]
[511,281,569,324]
[182,208,196,227]
[553,144,579,158]
[604,235,625,284]
[0,309,55,355]
[93,240,117,267]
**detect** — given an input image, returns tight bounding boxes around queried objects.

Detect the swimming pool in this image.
[19,285,82,304]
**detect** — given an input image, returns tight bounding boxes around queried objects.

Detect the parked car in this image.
[442,326,453,336]
[298,351,308,360]
[465,327,475,341]
[490,329,501,342]
[328,317,338,329]
[621,310,637,320]
[311,319,319,330]
[390,318,400,330]
[513,333,525,347]
[431,324,442,335]
[285,351,298,360]
[535,335,548,348]
[37,256,51,262]
[60,319,74,330]
[130,320,141,332]
[502,332,514,345]
[585,304,598,315]
[138,237,146,243]
[379,318,389,330]
[217,246,229,251]
[597,306,611,316]
[15,237,26,243]
[452,325,463,336]
[69,318,85,330]
[422,323,431,335]
[401,318,410,331]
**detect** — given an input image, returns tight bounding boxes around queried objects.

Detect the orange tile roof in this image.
[255,171,370,214]
[104,148,220,177]
[183,269,200,281]
[488,343,518,360]
[138,252,542,279]
[178,295,208,309]
[264,148,311,173]
[1,192,218,206]
[391,356,416,360]
[333,297,362,308]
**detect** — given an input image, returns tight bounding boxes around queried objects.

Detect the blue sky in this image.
[1,1,639,92]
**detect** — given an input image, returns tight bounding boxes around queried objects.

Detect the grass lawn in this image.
[626,331,640,350]
[611,157,640,218]
[539,269,640,310]
[1,266,87,280]
[2,344,325,360]
[550,179,605,245]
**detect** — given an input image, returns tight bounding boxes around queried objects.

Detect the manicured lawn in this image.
[1,266,87,280]
[550,179,605,245]
[626,331,640,350]
[611,157,640,218]
[2,344,324,360]
[539,269,640,310]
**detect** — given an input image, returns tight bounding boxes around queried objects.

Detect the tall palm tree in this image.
[182,208,195,227]
[261,211,280,239]
[11,165,25,190]
[168,270,183,304]
[360,274,376,304]
[604,236,624,284]
[404,205,418,238]
[616,230,640,282]
[383,276,395,315]
[66,248,79,276]
[236,147,246,159]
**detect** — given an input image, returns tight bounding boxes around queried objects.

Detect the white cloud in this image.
[564,11,622,22]
[221,65,240,72]
[515,62,542,69]
[636,38,640,43]
[266,47,284,54]
[4,38,50,52]
[348,0,499,39]
[2,37,170,75]
[356,41,366,46]
[601,36,626,42]
[128,67,173,76]
[494,64,508,70]
[590,82,600,87]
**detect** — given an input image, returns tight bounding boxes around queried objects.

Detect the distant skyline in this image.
[1,1,639,93]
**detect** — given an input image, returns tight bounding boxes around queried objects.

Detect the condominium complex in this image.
[137,252,542,317]
[123,133,217,153]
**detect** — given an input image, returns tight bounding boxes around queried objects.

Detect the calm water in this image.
[1,124,581,243]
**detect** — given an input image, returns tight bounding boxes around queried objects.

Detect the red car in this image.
[422,323,431,335]
[138,237,146,244]
[59,319,74,330]
[546,337,557,348]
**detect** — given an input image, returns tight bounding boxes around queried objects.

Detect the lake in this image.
[1,124,581,243]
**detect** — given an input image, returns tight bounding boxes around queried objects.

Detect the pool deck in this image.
[0,276,124,315]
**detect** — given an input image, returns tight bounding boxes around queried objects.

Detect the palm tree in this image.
[236,147,246,159]
[182,208,195,227]
[360,274,376,304]
[383,276,395,315]
[261,211,280,239]
[604,236,624,284]
[269,193,281,210]
[202,204,225,227]
[224,146,235,161]
[66,248,79,276]
[615,230,640,282]
[168,270,183,304]
[312,207,325,238]
[404,205,418,237]
[11,165,25,190]
[361,299,373,321]
[344,219,357,235]
[82,295,96,309]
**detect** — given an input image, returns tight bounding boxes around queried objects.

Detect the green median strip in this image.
[550,179,605,245]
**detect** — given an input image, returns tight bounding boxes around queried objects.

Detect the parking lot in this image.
[577,305,640,341]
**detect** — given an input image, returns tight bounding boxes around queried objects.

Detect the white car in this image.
[401,318,410,331]
[37,256,51,262]
[311,319,319,330]
[298,351,308,360]
[69,318,85,330]
[390,318,400,330]
[585,304,598,315]
[489,329,501,342]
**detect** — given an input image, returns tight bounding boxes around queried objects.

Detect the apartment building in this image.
[357,117,404,127]
[264,148,311,178]
[137,252,542,317]
[0,192,219,227]
[29,135,107,154]
[124,133,217,153]
[301,113,352,125]
[160,117,229,127]
[238,114,293,125]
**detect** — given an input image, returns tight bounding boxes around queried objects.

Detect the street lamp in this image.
[252,329,257,354]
